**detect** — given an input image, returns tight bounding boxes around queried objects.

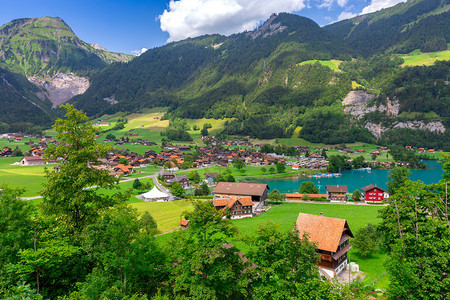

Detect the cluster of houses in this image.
[201,136,254,147]
[288,153,329,170]
[286,184,390,203]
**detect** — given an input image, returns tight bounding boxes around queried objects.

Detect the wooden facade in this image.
[213,196,254,219]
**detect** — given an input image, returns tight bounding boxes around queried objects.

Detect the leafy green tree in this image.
[163,161,172,169]
[232,158,245,171]
[379,179,450,299]
[260,166,267,172]
[352,223,380,258]
[187,171,201,184]
[248,222,328,299]
[299,181,319,194]
[41,104,130,233]
[200,182,210,196]
[371,153,377,161]
[166,201,251,298]
[276,162,286,173]
[352,189,361,201]
[83,205,141,295]
[321,148,327,159]
[170,182,185,198]
[105,134,116,141]
[387,166,411,194]
[140,211,158,235]
[200,127,208,136]
[119,157,129,165]
[352,156,365,169]
[269,166,275,173]
[267,189,285,203]
[132,178,142,190]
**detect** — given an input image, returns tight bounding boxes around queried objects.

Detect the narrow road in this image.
[21,166,172,200]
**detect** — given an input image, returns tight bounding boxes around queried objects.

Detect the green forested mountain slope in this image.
[0,66,54,132]
[72,13,357,138]
[324,0,450,56]
[0,16,133,78]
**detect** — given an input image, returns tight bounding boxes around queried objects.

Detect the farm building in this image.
[295,213,354,279]
[19,156,46,166]
[212,182,269,203]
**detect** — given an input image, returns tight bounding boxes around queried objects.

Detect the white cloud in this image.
[159,0,306,42]
[131,48,148,56]
[336,11,356,22]
[361,0,407,14]
[317,0,347,9]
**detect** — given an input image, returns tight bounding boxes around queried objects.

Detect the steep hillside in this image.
[0,66,54,132]
[325,0,450,57]
[0,16,133,77]
[72,13,357,138]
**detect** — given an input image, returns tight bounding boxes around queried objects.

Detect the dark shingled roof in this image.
[326,185,348,193]
[213,182,269,197]
[361,184,388,193]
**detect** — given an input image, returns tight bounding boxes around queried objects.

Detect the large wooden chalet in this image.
[326,185,348,202]
[212,182,269,203]
[296,213,354,278]
[213,196,254,219]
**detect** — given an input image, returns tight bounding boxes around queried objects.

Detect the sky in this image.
[0,0,407,55]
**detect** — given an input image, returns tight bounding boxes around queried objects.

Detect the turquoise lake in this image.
[255,160,444,194]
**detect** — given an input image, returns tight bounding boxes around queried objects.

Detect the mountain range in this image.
[0,0,449,149]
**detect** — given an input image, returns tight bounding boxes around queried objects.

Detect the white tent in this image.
[141,186,169,202]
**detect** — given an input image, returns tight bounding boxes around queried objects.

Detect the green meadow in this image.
[0,157,47,196]
[298,59,342,72]
[398,45,450,67]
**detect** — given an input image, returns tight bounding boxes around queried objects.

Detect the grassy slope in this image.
[298,59,342,72]
[398,44,450,67]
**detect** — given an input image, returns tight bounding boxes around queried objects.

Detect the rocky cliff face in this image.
[28,73,89,107]
[343,90,445,138]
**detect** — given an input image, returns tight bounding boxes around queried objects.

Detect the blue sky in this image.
[0,0,406,55]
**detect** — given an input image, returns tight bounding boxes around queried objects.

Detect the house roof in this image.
[361,184,388,193]
[180,219,189,226]
[21,156,44,162]
[295,213,353,252]
[204,172,218,179]
[326,185,348,193]
[213,196,254,208]
[212,182,269,197]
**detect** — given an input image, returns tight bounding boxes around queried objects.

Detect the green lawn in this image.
[130,200,194,233]
[0,157,47,196]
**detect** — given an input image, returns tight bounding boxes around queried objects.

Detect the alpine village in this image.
[0,0,449,299]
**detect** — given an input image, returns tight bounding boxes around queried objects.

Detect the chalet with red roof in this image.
[296,213,354,278]
[361,184,389,203]
[213,196,254,219]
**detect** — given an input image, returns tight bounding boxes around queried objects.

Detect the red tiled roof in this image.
[213,196,254,208]
[295,213,353,252]
[180,219,189,226]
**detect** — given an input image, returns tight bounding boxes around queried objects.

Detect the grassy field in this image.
[91,107,231,145]
[398,45,450,67]
[298,59,342,72]
[0,157,47,196]
[231,202,388,288]
[130,200,194,233]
